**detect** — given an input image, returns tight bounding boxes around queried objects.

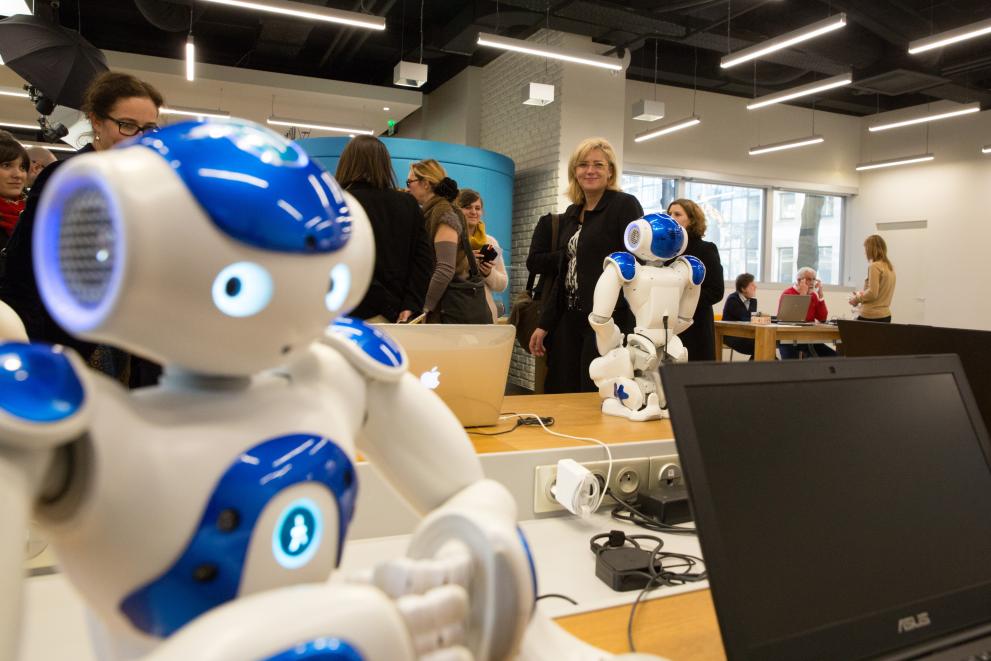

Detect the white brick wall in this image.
[480,30,566,390]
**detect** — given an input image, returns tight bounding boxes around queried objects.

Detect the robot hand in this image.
[626,334,659,372]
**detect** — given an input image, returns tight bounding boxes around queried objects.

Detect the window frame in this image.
[620,170,849,288]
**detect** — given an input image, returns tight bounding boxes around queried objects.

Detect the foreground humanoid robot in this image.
[588,214,704,421]
[0,119,664,661]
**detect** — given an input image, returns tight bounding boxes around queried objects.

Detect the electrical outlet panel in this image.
[533,456,653,514]
[647,454,685,492]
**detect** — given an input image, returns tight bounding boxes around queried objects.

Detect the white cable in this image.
[500,413,613,512]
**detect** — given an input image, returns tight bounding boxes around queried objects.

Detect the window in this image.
[621,173,677,214]
[770,191,843,285]
[684,181,763,282]
[775,247,795,283]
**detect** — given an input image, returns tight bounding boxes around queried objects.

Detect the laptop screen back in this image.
[377,323,514,427]
[662,356,991,660]
[776,294,811,322]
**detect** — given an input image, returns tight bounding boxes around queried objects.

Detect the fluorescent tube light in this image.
[185,36,195,82]
[267,115,374,135]
[749,135,824,155]
[0,1,32,17]
[747,72,852,110]
[855,153,934,171]
[909,17,991,54]
[0,119,37,130]
[634,115,701,143]
[18,140,77,152]
[721,13,846,68]
[982,145,991,154]
[162,105,231,119]
[477,32,623,71]
[202,0,385,29]
[0,86,29,99]
[868,103,980,132]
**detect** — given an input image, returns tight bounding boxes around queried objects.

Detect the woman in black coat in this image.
[529,138,643,393]
[668,198,724,361]
[335,135,432,322]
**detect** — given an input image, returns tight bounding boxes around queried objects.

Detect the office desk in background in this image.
[715,320,841,362]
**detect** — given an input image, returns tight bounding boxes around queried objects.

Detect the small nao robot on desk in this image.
[588,213,705,422]
[0,119,663,661]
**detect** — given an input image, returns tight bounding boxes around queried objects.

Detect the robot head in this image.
[34,119,374,376]
[623,212,687,263]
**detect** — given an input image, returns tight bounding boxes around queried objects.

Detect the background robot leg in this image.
[589,348,664,422]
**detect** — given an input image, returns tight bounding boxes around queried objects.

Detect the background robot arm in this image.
[0,343,92,661]
[672,256,705,335]
[588,253,636,356]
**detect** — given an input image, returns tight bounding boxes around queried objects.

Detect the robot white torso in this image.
[587,214,705,421]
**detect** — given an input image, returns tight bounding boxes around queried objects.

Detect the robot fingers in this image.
[397,584,471,657]
[625,334,659,372]
[371,549,473,598]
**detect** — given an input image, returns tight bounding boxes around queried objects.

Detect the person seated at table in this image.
[722,273,757,358]
[779,266,836,359]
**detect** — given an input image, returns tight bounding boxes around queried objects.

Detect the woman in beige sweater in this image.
[849,234,896,322]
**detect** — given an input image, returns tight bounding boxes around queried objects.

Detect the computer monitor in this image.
[839,320,991,433]
[661,355,991,660]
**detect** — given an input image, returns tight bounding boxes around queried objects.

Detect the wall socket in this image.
[533,455,681,514]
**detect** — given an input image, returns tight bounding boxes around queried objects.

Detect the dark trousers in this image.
[544,308,600,394]
[779,343,838,359]
[857,315,891,323]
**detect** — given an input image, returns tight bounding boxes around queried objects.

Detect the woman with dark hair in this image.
[0,71,163,386]
[722,273,757,357]
[528,137,643,393]
[335,136,432,322]
[457,188,507,321]
[667,198,724,361]
[407,158,491,323]
[0,130,28,246]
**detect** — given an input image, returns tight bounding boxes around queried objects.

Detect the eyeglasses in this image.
[405,177,422,187]
[105,116,160,137]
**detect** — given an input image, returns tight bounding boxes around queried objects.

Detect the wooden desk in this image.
[557,589,724,660]
[468,392,674,454]
[715,320,841,362]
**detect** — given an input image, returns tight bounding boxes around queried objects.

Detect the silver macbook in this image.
[776,293,812,323]
[376,323,515,427]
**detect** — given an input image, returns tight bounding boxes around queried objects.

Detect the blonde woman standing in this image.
[850,234,896,322]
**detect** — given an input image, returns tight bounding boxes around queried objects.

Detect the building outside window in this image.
[770,190,843,285]
[621,173,677,214]
[775,246,795,283]
[685,181,763,283]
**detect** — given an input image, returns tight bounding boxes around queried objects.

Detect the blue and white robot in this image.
[588,214,705,422]
[0,120,664,661]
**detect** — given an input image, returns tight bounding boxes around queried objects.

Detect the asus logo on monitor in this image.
[897,612,931,633]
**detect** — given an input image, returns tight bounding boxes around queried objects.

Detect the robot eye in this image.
[211,262,273,317]
[324,263,351,312]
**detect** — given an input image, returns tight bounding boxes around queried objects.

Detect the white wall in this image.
[848,104,991,329]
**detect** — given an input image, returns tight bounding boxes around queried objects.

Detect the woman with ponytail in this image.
[407,159,492,323]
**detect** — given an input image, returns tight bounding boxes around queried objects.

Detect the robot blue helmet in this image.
[133,119,351,254]
[683,255,706,285]
[643,213,686,260]
[0,342,84,422]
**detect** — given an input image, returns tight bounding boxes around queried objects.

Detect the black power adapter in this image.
[590,530,663,592]
[628,485,692,526]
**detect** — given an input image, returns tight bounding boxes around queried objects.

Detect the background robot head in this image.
[34,118,374,376]
[624,212,687,263]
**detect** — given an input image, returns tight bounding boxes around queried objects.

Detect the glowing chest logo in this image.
[273,497,323,569]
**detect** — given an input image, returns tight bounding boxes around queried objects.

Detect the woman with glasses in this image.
[335,136,432,322]
[456,189,507,321]
[0,71,163,386]
[407,158,492,323]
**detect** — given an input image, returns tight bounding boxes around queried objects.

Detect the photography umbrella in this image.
[0,14,108,110]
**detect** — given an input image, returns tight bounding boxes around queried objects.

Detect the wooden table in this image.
[715,320,841,361]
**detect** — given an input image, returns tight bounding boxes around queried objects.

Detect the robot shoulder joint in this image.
[603,251,637,283]
[679,255,706,285]
[323,317,407,383]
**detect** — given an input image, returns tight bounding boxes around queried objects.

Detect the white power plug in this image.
[551,458,601,518]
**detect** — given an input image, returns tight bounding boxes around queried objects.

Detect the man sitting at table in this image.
[778,266,836,359]
[722,273,757,358]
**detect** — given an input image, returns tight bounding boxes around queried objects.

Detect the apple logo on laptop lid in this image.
[420,366,441,390]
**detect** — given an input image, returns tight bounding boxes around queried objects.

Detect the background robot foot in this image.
[601,393,666,422]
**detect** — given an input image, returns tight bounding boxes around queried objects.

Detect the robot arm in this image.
[589,252,637,356]
[0,342,91,661]
[672,255,706,335]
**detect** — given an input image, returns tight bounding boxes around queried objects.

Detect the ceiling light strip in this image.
[982,145,991,154]
[476,32,623,71]
[855,153,934,171]
[747,73,852,110]
[0,86,29,99]
[18,140,77,152]
[908,17,991,54]
[721,13,847,69]
[634,115,701,143]
[267,116,374,135]
[185,36,196,82]
[0,119,37,130]
[749,135,824,155]
[162,105,231,119]
[201,0,386,30]
[868,103,980,132]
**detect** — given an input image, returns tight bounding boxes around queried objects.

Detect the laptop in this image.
[376,323,515,427]
[775,294,813,323]
[839,320,991,434]
[661,355,991,660]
